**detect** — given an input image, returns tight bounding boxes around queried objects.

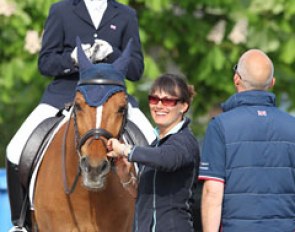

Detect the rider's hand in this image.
[90,39,113,63]
[71,43,92,65]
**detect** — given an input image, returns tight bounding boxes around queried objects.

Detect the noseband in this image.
[62,79,127,194]
[77,128,113,153]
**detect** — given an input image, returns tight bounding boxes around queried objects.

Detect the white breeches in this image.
[6,103,155,165]
[6,104,59,165]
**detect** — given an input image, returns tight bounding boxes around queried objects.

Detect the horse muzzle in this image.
[80,156,111,190]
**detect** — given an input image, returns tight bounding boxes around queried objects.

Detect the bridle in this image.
[62,79,127,194]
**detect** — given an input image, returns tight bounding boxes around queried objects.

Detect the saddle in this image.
[19,115,64,191]
[122,119,149,146]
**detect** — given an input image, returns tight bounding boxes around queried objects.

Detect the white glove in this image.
[71,43,92,65]
[90,39,113,63]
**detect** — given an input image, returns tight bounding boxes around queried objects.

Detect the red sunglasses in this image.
[148,95,181,107]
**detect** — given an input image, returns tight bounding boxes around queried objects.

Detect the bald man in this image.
[199,49,295,232]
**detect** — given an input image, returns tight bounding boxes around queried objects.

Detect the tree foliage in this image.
[1,0,295,166]
[130,0,295,135]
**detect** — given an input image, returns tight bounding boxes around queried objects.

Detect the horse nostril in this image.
[100,159,110,173]
[80,156,90,173]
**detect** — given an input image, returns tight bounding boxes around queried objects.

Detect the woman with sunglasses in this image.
[107,73,200,232]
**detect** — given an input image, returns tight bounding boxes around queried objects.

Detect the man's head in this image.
[233,49,275,92]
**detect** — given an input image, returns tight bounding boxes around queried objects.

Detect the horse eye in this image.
[75,104,82,112]
[118,106,126,114]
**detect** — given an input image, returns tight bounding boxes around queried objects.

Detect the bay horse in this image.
[33,38,136,231]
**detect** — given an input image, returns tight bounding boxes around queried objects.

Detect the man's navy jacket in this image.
[199,90,295,231]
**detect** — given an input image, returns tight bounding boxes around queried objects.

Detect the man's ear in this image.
[233,74,240,87]
[268,77,276,89]
[233,74,244,92]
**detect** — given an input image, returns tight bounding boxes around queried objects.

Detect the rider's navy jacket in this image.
[199,90,295,232]
[128,118,200,232]
[38,0,143,109]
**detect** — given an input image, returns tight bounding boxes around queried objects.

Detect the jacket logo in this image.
[257,110,267,116]
[110,24,117,30]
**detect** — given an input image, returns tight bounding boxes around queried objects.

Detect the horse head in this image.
[73,37,131,190]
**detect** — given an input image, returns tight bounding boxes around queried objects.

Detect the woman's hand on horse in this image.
[107,138,131,158]
[107,138,120,157]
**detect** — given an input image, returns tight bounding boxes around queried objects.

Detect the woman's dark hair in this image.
[149,73,196,106]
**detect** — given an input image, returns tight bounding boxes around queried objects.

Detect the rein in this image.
[61,78,127,195]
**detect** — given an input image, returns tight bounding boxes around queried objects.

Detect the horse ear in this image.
[112,38,133,76]
[76,36,92,73]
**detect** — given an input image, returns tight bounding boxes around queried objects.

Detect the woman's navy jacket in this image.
[38,0,143,109]
[129,118,200,232]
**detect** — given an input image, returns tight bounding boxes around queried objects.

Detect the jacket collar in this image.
[72,0,93,26]
[152,117,191,145]
[72,0,119,29]
[221,90,276,112]
[73,0,112,5]
[98,0,119,29]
